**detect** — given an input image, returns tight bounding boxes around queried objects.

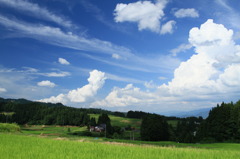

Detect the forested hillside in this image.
[197,101,240,142]
[0,98,113,126]
[1,97,240,143]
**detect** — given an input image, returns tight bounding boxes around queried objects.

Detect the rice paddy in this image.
[1,133,240,159]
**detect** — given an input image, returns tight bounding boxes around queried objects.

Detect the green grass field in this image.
[90,114,178,128]
[1,133,240,159]
[90,114,142,128]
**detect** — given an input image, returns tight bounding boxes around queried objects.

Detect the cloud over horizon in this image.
[1,0,239,114]
[91,19,240,111]
[39,70,107,104]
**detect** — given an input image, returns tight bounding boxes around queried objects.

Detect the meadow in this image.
[1,133,240,159]
[89,114,142,128]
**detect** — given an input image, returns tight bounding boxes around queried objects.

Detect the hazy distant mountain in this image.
[162,108,212,119]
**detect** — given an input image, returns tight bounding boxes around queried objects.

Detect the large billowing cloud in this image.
[92,84,154,107]
[67,70,106,102]
[114,0,175,34]
[162,19,240,96]
[92,19,240,111]
[39,70,107,104]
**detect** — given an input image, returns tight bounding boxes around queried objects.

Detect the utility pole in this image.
[133,130,134,141]
[105,124,107,138]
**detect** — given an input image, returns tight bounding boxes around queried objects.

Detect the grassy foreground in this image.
[1,134,240,159]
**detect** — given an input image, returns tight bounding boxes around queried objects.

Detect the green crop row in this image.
[1,134,240,159]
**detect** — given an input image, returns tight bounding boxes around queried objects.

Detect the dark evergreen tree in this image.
[141,114,169,141]
[197,101,240,142]
[90,117,96,126]
[127,111,148,119]
[97,113,113,136]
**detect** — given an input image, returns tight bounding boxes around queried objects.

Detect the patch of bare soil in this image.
[103,142,165,149]
[41,133,61,136]
[54,137,67,141]
[121,120,131,123]
[103,142,135,147]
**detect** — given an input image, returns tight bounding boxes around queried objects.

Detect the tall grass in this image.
[0,123,20,132]
[0,134,239,159]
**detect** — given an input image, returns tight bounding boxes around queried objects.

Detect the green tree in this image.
[141,114,169,141]
[97,113,113,136]
[90,117,96,126]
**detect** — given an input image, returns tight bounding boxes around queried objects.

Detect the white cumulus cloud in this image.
[174,8,199,18]
[39,70,107,104]
[58,58,70,65]
[160,19,240,98]
[0,88,7,93]
[92,19,240,111]
[114,0,173,34]
[37,80,56,88]
[160,20,176,34]
[92,84,156,107]
[67,70,106,102]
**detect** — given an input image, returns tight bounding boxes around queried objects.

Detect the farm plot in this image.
[1,134,240,159]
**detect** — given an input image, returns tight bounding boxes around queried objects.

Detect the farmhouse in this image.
[89,124,106,132]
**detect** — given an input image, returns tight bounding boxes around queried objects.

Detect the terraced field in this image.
[1,133,240,159]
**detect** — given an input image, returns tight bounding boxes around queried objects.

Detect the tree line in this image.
[140,101,240,143]
[1,97,240,143]
[197,101,240,142]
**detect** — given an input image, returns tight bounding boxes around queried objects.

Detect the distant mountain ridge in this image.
[0,97,211,118]
[162,108,211,119]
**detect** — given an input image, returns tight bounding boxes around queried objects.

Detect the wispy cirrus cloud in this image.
[214,0,240,29]
[79,0,129,34]
[0,65,57,99]
[80,52,180,74]
[0,0,73,28]
[0,66,70,78]
[170,43,192,56]
[0,0,180,76]
[0,15,133,58]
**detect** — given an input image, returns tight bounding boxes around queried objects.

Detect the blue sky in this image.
[0,0,240,114]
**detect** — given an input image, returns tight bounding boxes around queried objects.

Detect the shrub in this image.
[0,123,21,132]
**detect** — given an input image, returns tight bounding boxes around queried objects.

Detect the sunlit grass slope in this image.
[1,134,240,159]
[90,114,141,128]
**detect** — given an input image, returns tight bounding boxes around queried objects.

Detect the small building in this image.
[89,124,106,132]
